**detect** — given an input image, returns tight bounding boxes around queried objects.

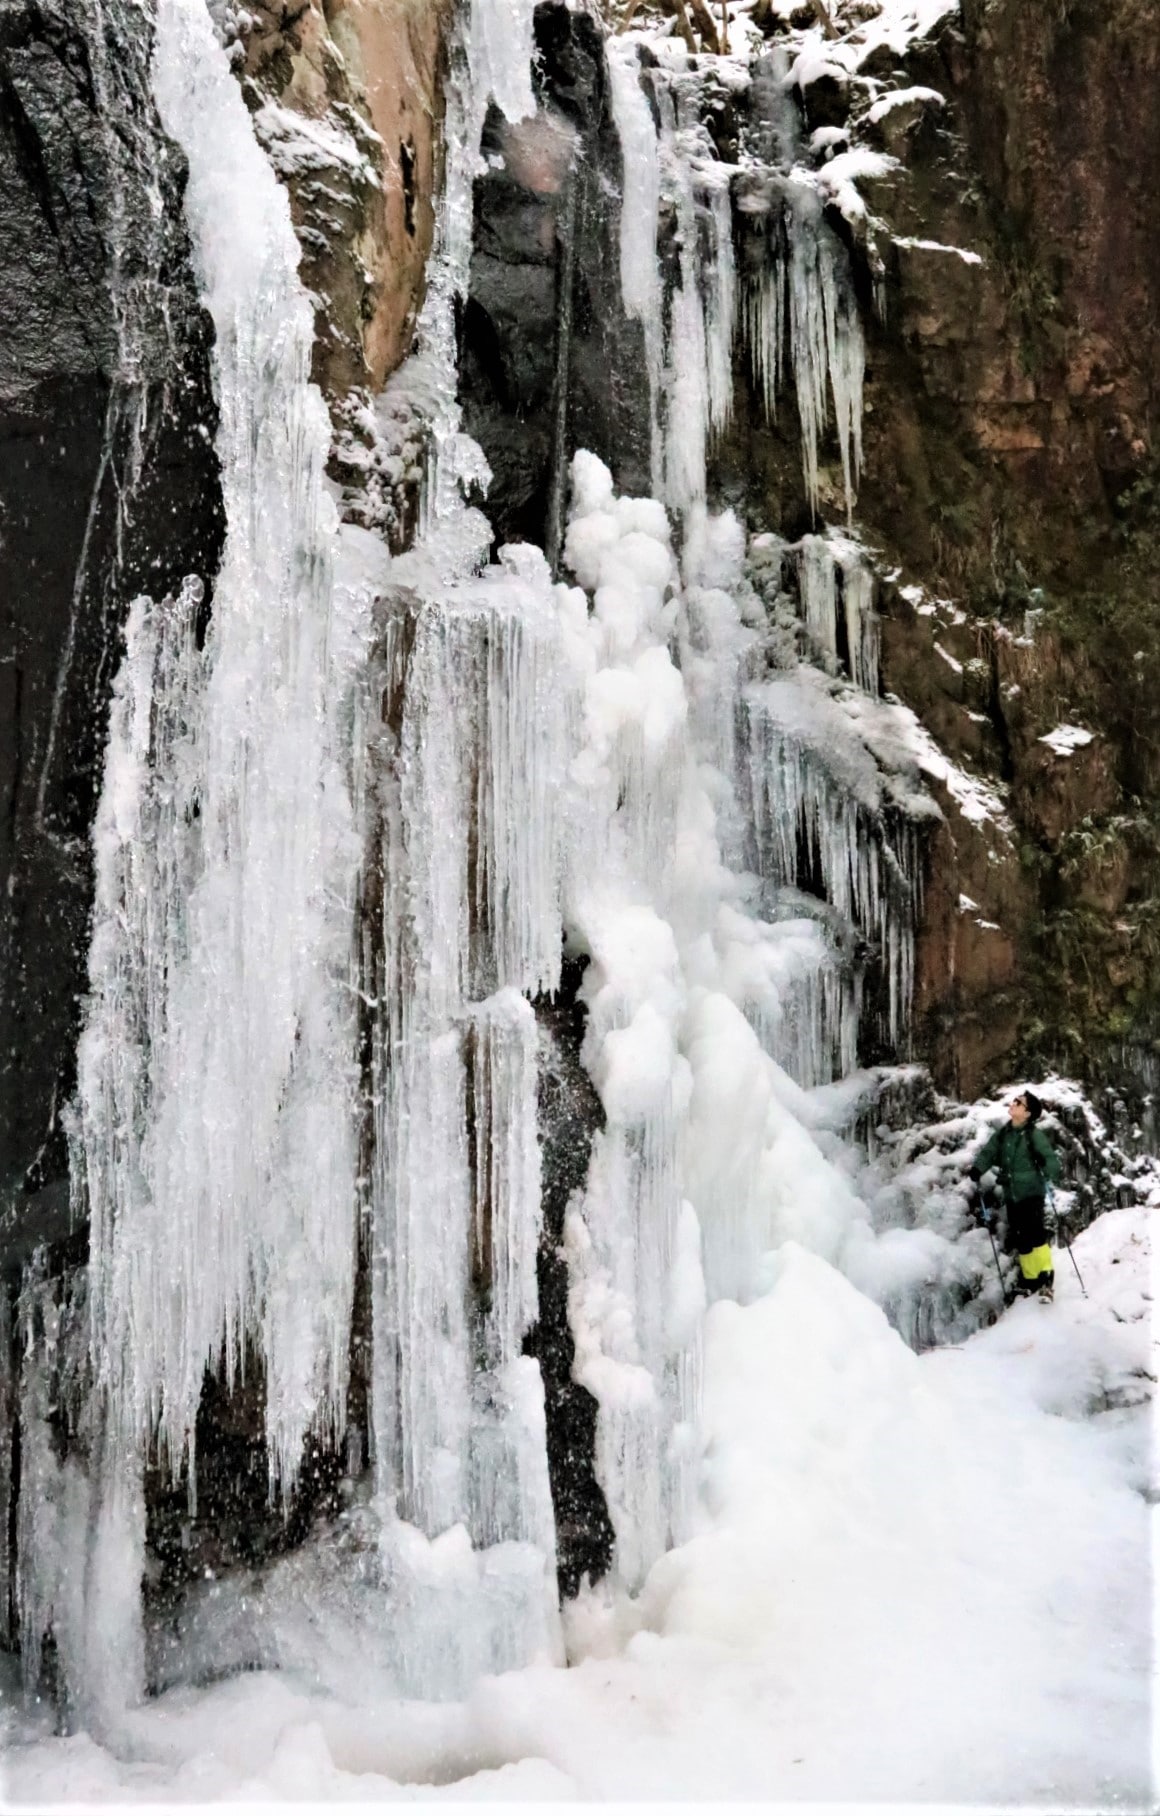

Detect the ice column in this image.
[359,0,564,1687]
[368,555,566,1668]
[705,178,738,442]
[75,0,368,1515]
[797,534,880,695]
[609,50,737,513]
[608,40,664,496]
[559,460,703,1589]
[799,533,839,667]
[15,1260,145,1731]
[840,545,880,697]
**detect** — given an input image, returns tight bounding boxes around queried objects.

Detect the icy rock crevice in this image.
[743,677,922,1052]
[608,35,867,522]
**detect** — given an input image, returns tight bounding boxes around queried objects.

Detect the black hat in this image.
[1023,1089,1043,1122]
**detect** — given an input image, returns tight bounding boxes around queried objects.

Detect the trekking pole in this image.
[1049,1186,1088,1298]
[978,1192,1010,1307]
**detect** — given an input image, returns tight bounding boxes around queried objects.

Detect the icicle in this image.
[796,533,879,694]
[839,545,880,697]
[744,260,785,425]
[746,938,864,1089]
[15,1258,144,1733]
[743,686,918,1051]
[466,995,556,1566]
[609,57,736,514]
[704,177,737,440]
[471,989,543,1371]
[744,184,866,519]
[608,41,664,497]
[662,230,710,511]
[468,0,537,126]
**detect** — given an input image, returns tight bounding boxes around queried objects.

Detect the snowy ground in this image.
[4,1205,1154,1810]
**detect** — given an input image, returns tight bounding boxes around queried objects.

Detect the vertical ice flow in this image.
[608,43,664,496]
[43,0,945,1706]
[608,52,736,513]
[76,0,367,1508]
[370,561,566,1556]
[559,460,703,1589]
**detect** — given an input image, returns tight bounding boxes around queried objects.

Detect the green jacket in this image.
[973,1121,1061,1202]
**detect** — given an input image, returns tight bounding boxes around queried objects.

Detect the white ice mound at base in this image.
[636,1243,940,1647]
[153,1499,563,1706]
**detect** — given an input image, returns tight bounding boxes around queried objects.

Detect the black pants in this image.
[1007,1195,1053,1286]
[1007,1195,1048,1252]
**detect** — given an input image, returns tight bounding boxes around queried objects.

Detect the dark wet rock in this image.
[460,1,651,554]
[798,69,851,133]
[527,959,614,1599]
[0,0,225,1276]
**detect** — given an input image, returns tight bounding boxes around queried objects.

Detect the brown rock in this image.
[237,0,452,399]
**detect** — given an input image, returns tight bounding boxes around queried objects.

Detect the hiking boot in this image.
[1037,1274,1055,1303]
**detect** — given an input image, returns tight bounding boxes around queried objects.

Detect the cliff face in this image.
[867,0,1160,1096]
[403,0,1160,1099]
[721,0,1160,1099]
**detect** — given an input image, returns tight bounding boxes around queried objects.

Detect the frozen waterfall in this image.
[14,0,953,1724]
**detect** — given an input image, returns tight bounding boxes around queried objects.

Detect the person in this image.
[968,1090,1062,1301]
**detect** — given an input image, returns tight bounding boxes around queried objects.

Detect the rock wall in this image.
[874,0,1159,1097]
[0,0,224,1274]
[461,2,652,554]
[730,0,1160,1098]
